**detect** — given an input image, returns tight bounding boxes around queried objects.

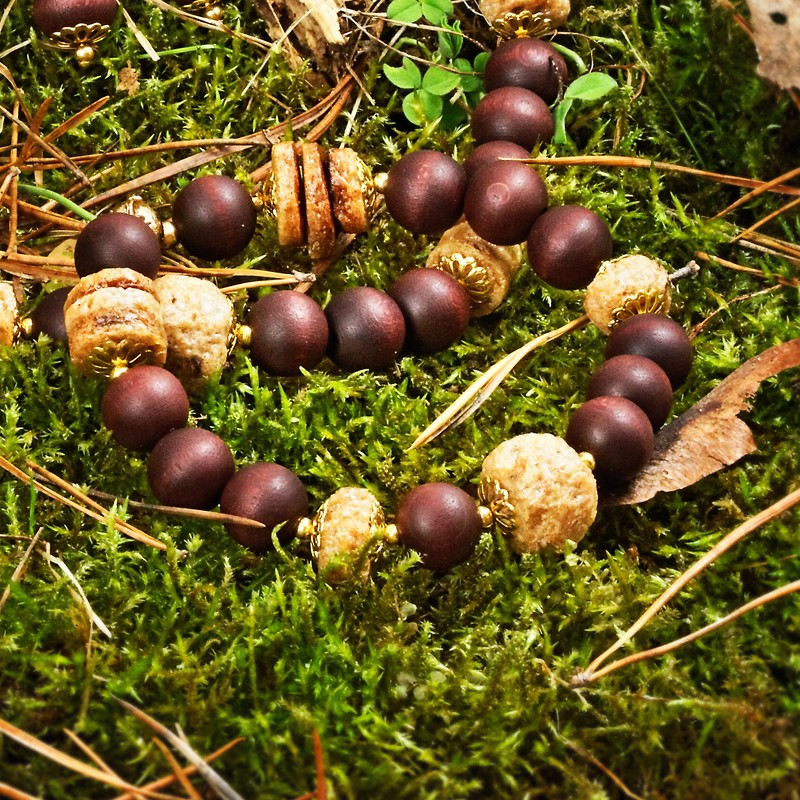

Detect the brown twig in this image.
[561,737,646,800]
[0,528,43,614]
[694,251,799,287]
[313,729,327,800]
[713,164,800,220]
[151,739,203,800]
[689,284,781,338]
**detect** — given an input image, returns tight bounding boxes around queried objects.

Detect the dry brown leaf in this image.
[608,337,800,505]
[746,1,800,89]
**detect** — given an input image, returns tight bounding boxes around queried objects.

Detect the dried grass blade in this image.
[43,97,110,143]
[151,739,203,800]
[0,528,42,614]
[0,782,41,800]
[713,164,800,219]
[313,729,327,800]
[695,250,800,286]
[410,315,589,449]
[63,729,132,789]
[731,195,800,242]
[120,5,159,61]
[739,230,800,259]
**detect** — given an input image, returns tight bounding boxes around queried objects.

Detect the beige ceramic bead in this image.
[584,254,672,335]
[0,283,17,347]
[314,487,384,583]
[301,142,337,260]
[328,147,370,234]
[64,268,167,376]
[427,219,523,317]
[480,0,570,32]
[152,274,233,393]
[480,433,597,553]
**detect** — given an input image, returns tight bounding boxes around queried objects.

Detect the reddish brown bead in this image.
[172,175,257,260]
[483,37,569,104]
[33,0,118,35]
[388,268,471,354]
[605,313,693,388]
[248,291,329,375]
[384,151,466,235]
[527,205,612,289]
[102,366,189,451]
[30,286,71,342]
[395,483,482,570]
[566,396,654,484]
[325,287,406,371]
[147,427,235,509]
[220,462,308,552]
[74,213,161,279]
[464,160,548,245]
[471,87,555,150]
[463,141,531,182]
[587,355,673,429]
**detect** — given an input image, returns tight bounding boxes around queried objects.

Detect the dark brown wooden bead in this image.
[483,37,569,104]
[388,268,471,354]
[471,87,555,150]
[384,150,467,235]
[463,141,531,182]
[147,427,235,509]
[605,313,694,388]
[74,212,161,279]
[32,0,118,35]
[566,396,654,484]
[325,287,406,371]
[172,175,257,261]
[30,286,71,342]
[247,291,329,375]
[527,205,612,289]
[102,365,189,451]
[463,160,548,245]
[220,462,308,552]
[395,482,482,571]
[587,355,673,429]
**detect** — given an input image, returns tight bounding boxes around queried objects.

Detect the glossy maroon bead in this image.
[471,87,555,150]
[172,175,257,260]
[325,287,406,371]
[605,313,693,388]
[147,428,235,509]
[463,141,531,182]
[32,0,118,35]
[566,396,654,484]
[384,150,467,235]
[483,37,569,104]
[527,205,612,289]
[74,212,161,279]
[587,355,673,429]
[463,160,548,245]
[247,291,329,376]
[30,286,71,342]
[388,268,471,354]
[220,462,308,552]
[102,366,190,451]
[395,483,482,570]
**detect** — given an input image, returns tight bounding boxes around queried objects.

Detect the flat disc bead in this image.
[172,175,257,260]
[605,313,693,388]
[483,37,569,103]
[220,462,308,552]
[388,268,470,354]
[566,396,654,484]
[471,87,555,150]
[587,355,673,430]
[33,0,118,34]
[247,291,329,375]
[325,287,406,371]
[395,483,482,571]
[480,433,597,553]
[384,151,466,235]
[102,365,189,451]
[74,213,161,279]
[527,205,612,290]
[148,427,235,509]
[463,160,548,246]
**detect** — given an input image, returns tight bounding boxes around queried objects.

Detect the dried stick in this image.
[0,528,42,614]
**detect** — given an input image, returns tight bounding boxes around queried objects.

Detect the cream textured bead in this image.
[0,283,17,347]
[152,274,233,393]
[584,254,672,335]
[64,268,167,376]
[314,487,384,583]
[427,219,523,317]
[480,0,570,33]
[480,433,597,553]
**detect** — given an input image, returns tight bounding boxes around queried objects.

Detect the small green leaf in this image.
[437,21,462,59]
[440,99,468,130]
[421,0,452,24]
[564,72,618,102]
[552,98,572,145]
[403,89,443,125]
[422,65,461,96]
[473,52,490,75]
[387,0,423,23]
[384,57,422,90]
[455,58,481,93]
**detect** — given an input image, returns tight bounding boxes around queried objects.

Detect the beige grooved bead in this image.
[0,284,18,347]
[480,433,597,553]
[152,274,233,393]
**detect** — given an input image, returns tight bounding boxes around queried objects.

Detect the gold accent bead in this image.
[384,523,399,544]
[477,477,516,536]
[84,340,162,379]
[43,23,111,65]
[75,45,96,66]
[161,220,177,250]
[204,4,224,20]
[372,172,389,195]
[477,504,494,530]
[296,517,314,540]
[579,451,596,472]
[608,290,670,329]
[492,10,554,39]
[115,196,163,239]
[18,317,34,339]
[233,323,252,348]
[434,253,494,307]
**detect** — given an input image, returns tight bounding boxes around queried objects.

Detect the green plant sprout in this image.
[552,71,619,144]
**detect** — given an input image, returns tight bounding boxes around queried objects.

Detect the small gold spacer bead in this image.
[108,359,130,381]
[205,4,224,20]
[296,517,314,540]
[161,220,177,250]
[75,45,96,67]
[579,451,596,472]
[372,172,389,194]
[234,324,252,347]
[18,317,34,339]
[477,504,494,530]
[384,523,399,544]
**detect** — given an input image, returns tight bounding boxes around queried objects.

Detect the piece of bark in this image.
[607,337,800,505]
[746,1,800,90]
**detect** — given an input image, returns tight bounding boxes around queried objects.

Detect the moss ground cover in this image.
[1,1,800,797]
